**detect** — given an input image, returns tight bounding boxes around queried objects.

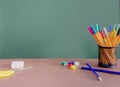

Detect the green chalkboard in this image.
[0,0,119,58]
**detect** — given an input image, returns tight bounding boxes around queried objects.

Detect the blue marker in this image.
[86,63,102,81]
[116,24,120,32]
[117,27,120,35]
[96,24,100,32]
[90,25,96,34]
[108,24,113,32]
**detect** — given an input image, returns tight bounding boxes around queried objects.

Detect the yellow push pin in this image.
[70,65,77,70]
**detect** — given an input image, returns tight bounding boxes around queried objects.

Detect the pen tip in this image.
[98,77,102,81]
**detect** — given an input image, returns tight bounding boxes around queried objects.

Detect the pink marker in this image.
[88,27,94,35]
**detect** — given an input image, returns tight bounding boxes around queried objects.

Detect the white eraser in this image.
[11,61,24,69]
[74,62,80,67]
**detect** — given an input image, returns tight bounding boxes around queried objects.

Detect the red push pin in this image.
[67,63,72,67]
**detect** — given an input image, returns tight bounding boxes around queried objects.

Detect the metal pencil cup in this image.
[98,45,118,68]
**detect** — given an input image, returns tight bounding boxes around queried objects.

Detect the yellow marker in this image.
[109,30,116,46]
[106,35,111,47]
[115,35,120,46]
[0,66,33,78]
[112,30,117,46]
[113,36,119,46]
[0,70,15,78]
[96,32,103,41]
[109,24,117,39]
[103,37,109,47]
[92,34,104,47]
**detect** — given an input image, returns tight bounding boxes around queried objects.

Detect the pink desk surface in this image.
[0,58,120,87]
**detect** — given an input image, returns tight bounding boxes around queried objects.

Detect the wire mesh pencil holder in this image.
[98,45,118,68]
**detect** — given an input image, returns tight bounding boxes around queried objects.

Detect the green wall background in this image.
[0,0,119,58]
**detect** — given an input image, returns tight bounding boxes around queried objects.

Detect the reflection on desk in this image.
[0,58,120,87]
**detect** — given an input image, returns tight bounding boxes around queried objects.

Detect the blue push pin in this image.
[68,61,75,65]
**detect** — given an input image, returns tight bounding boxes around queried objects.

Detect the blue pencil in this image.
[81,66,120,75]
[86,63,102,81]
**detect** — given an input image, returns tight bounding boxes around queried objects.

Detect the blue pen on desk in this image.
[86,63,102,81]
[81,66,120,75]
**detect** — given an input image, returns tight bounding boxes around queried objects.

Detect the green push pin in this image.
[61,61,68,66]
